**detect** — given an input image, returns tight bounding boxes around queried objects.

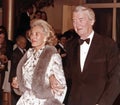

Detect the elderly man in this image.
[50,5,120,105]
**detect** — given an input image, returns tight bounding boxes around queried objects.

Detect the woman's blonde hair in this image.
[29,19,57,46]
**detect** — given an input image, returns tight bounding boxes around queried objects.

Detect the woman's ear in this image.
[43,37,47,44]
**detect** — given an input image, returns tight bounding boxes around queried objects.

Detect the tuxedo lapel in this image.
[76,43,81,73]
[15,48,24,56]
[73,38,82,73]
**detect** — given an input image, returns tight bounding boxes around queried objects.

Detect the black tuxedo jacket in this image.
[55,44,67,67]
[18,12,30,34]
[55,44,66,55]
[9,47,24,82]
[65,32,120,105]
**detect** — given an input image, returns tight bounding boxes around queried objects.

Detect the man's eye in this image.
[73,20,76,23]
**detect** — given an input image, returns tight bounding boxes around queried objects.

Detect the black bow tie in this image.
[78,38,90,45]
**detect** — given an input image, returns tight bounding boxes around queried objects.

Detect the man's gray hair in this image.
[73,5,95,23]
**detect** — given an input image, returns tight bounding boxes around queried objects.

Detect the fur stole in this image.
[17,45,62,105]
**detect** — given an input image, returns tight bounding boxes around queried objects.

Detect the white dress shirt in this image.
[80,31,94,72]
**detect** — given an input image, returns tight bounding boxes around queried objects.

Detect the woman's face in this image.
[29,26,46,51]
[0,33,5,44]
[35,12,42,19]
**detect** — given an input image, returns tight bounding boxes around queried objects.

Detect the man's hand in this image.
[61,53,67,57]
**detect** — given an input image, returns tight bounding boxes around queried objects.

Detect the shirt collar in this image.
[58,43,64,48]
[27,12,30,16]
[87,30,94,45]
[18,47,25,53]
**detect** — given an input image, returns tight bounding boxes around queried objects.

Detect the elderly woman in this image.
[12,19,67,105]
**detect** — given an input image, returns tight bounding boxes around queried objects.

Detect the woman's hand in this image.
[11,77,19,89]
[49,74,65,95]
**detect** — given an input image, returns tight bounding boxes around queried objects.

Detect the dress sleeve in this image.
[45,53,67,103]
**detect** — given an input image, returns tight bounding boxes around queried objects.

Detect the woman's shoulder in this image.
[44,45,57,53]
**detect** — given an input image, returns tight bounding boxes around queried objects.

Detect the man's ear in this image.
[91,20,95,26]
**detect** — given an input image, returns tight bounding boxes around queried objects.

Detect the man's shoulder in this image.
[21,12,27,16]
[66,36,79,46]
[20,12,29,18]
[13,47,22,54]
[94,32,118,50]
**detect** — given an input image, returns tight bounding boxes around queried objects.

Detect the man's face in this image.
[72,11,93,39]
[60,37,67,45]
[28,7,33,15]
[17,37,27,49]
